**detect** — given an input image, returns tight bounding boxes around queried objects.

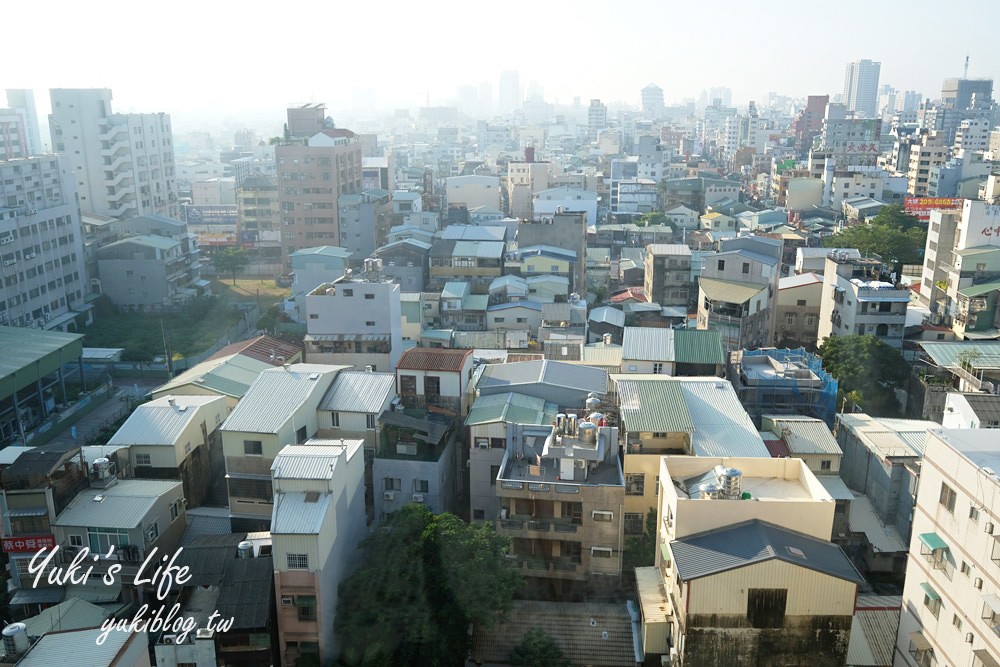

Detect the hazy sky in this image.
[4,0,999,129]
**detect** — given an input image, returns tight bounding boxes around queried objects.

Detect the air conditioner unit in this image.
[161,635,177,645]
[2,259,15,267]
[383,491,395,501]
[412,493,425,503]
[281,596,293,607]
[966,632,975,643]
[986,522,995,535]
[0,236,12,245]
[975,577,984,589]
[476,441,489,449]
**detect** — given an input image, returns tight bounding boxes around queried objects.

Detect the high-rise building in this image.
[587,99,607,141]
[0,155,90,330]
[941,78,994,111]
[842,59,881,118]
[49,89,178,219]
[275,125,362,269]
[0,109,28,161]
[901,90,922,114]
[4,90,43,156]
[641,83,665,119]
[498,71,521,115]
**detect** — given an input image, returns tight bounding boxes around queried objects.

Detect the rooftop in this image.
[221,364,344,433]
[477,359,608,396]
[665,456,822,503]
[14,627,137,667]
[931,428,1000,474]
[848,492,907,553]
[271,490,333,534]
[271,440,363,481]
[498,424,623,487]
[836,414,937,458]
[465,392,558,427]
[779,272,822,290]
[154,352,276,399]
[54,479,182,529]
[699,277,766,304]
[396,346,472,372]
[107,395,225,446]
[621,327,724,365]
[207,334,302,366]
[318,369,396,413]
[763,416,843,456]
[920,341,1000,369]
[647,243,691,257]
[671,519,864,584]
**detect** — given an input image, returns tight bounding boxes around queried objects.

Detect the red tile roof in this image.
[396,347,473,372]
[208,335,303,366]
[764,438,792,458]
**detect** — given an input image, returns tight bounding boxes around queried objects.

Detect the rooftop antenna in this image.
[964,55,969,79]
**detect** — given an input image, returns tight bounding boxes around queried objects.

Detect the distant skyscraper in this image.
[941,78,994,111]
[49,88,178,219]
[641,84,665,119]
[5,90,43,155]
[498,71,521,114]
[478,81,493,115]
[842,59,881,118]
[588,99,607,140]
[900,90,922,114]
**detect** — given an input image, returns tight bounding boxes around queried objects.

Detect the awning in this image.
[974,648,1000,667]
[918,532,948,551]
[5,507,48,517]
[908,631,931,652]
[919,582,940,601]
[10,587,64,605]
[66,581,121,603]
[294,595,316,608]
[983,593,1000,615]
[660,542,672,566]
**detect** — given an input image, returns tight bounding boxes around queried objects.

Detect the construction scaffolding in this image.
[729,347,839,428]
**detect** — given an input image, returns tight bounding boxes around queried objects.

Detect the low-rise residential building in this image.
[395,347,474,417]
[518,245,578,291]
[220,363,343,529]
[439,281,489,331]
[587,307,626,345]
[289,246,352,316]
[370,238,431,293]
[637,456,862,667]
[760,415,843,475]
[942,392,1000,429]
[303,267,402,371]
[776,272,823,349]
[476,359,608,407]
[338,188,392,259]
[107,394,229,508]
[375,410,457,519]
[428,239,505,292]
[486,300,542,335]
[466,392,558,521]
[271,441,366,666]
[894,429,1000,667]
[817,252,908,348]
[316,369,396,448]
[5,626,150,667]
[96,234,204,311]
[644,244,692,308]
[620,327,725,376]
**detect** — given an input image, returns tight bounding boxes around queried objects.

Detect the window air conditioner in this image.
[412,493,425,503]
[383,491,395,501]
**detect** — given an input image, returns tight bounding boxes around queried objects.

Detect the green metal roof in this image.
[673,330,725,366]
[918,532,948,552]
[0,326,84,400]
[919,582,940,601]
[919,341,1000,369]
[959,281,1000,298]
[699,277,766,304]
[616,379,693,434]
[465,392,557,426]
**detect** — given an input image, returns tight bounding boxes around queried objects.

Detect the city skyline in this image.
[2,0,999,128]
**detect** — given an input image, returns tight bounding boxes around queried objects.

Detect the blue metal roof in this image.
[671,519,864,584]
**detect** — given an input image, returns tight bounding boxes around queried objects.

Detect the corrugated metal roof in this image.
[699,277,766,304]
[107,395,225,446]
[0,326,84,382]
[768,418,843,456]
[22,598,111,638]
[673,330,724,365]
[16,627,135,666]
[441,225,506,242]
[441,281,471,299]
[155,353,275,399]
[647,243,691,256]
[397,347,472,371]
[54,480,182,529]
[817,475,855,501]
[671,519,864,584]
[622,327,675,362]
[465,392,557,426]
[581,345,623,367]
[487,300,542,312]
[291,245,352,258]
[477,360,608,394]
[589,306,625,327]
[848,493,907,553]
[271,442,361,480]
[617,378,694,434]
[919,341,1000,369]
[319,370,395,413]
[679,380,769,457]
[452,240,505,258]
[847,601,901,667]
[271,491,332,534]
[779,272,822,290]
[221,364,343,433]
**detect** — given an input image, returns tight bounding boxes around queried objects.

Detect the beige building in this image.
[637,456,862,667]
[644,244,692,307]
[907,131,948,196]
[275,129,362,268]
[506,159,549,220]
[776,272,823,348]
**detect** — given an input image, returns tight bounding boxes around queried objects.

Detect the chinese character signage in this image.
[182,205,238,226]
[2,534,56,553]
[904,197,964,213]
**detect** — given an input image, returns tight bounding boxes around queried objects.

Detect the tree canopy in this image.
[509,629,570,667]
[336,505,520,667]
[818,334,911,415]
[823,204,925,270]
[212,247,250,285]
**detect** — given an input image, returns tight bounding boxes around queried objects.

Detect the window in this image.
[952,613,963,630]
[414,479,430,493]
[134,453,151,466]
[742,262,750,274]
[652,362,663,374]
[590,546,613,558]
[625,473,645,496]
[939,482,956,513]
[286,553,309,570]
[820,460,832,471]
[923,584,941,618]
[243,440,263,456]
[960,560,971,576]
[796,299,807,307]
[383,478,401,491]
[169,500,181,522]
[145,522,159,542]
[592,510,613,522]
[717,259,725,271]
[365,320,375,326]
[473,509,485,521]
[970,506,980,522]
[747,588,787,628]
[624,513,645,535]
[331,412,340,427]
[342,289,353,297]
[296,426,307,444]
[296,595,317,621]
[364,293,374,300]
[69,535,83,547]
[88,527,129,554]
[366,413,376,430]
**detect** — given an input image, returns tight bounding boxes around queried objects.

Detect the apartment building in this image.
[817,251,908,348]
[395,347,473,416]
[237,172,281,262]
[775,272,823,348]
[374,410,457,519]
[49,88,178,219]
[0,155,89,330]
[303,265,402,371]
[275,128,362,268]
[338,188,391,259]
[619,328,725,376]
[644,244,692,308]
[517,211,588,292]
[445,175,500,211]
[895,429,1000,667]
[271,441,366,666]
[506,158,549,220]
[638,456,861,667]
[907,132,949,196]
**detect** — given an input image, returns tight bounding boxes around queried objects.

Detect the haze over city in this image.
[4,0,1000,129]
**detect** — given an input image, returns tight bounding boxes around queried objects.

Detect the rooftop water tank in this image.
[698,483,722,500]
[578,422,598,446]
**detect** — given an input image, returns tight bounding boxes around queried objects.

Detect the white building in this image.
[445,175,500,211]
[49,88,178,219]
[843,59,881,119]
[0,155,90,330]
[531,187,598,226]
[942,393,1000,429]
[817,252,908,348]
[894,428,1000,667]
[588,99,608,140]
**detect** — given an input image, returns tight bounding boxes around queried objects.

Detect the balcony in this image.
[496,516,580,536]
[505,555,581,579]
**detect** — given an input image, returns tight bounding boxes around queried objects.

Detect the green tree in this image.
[623,508,658,572]
[336,505,520,667]
[212,247,250,285]
[823,204,925,271]
[818,334,911,416]
[509,629,570,667]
